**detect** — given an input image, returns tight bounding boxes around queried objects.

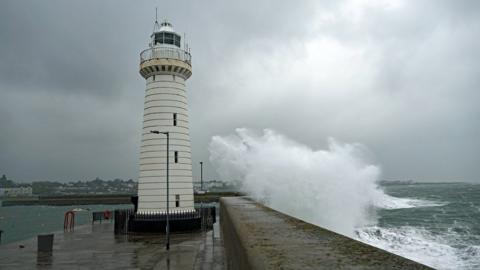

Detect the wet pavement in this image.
[0,222,225,269]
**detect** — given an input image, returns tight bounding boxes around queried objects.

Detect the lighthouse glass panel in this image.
[154,32,181,47]
[164,33,174,45]
[154,33,162,44]
[174,35,181,47]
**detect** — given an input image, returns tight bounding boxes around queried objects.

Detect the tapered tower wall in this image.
[137,21,194,214]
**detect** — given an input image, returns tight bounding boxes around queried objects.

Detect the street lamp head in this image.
[150,130,168,136]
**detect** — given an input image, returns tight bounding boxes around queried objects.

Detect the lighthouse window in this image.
[164,33,174,45]
[174,151,178,163]
[173,113,177,126]
[154,33,163,44]
[174,35,181,47]
[175,195,180,207]
[154,32,181,47]
[152,75,155,81]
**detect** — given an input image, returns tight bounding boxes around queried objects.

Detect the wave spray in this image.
[209,128,385,236]
[209,128,471,269]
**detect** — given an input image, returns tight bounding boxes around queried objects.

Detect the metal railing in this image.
[92,211,112,224]
[140,47,191,65]
[134,210,201,221]
[113,206,216,234]
[114,209,134,234]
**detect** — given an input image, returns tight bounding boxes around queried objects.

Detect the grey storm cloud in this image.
[0,0,479,183]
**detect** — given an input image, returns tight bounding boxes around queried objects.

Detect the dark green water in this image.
[357,183,480,270]
[0,204,131,244]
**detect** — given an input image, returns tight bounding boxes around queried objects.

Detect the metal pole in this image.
[200,161,203,191]
[151,130,170,250]
[165,132,170,250]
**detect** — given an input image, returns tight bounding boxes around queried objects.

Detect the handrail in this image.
[140,47,191,65]
[64,211,75,231]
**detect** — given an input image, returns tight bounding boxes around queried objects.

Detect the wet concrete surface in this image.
[0,222,225,269]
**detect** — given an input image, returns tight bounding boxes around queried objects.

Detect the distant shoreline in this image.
[0,192,241,206]
[379,180,475,186]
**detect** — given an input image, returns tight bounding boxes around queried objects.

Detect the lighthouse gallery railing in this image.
[140,47,191,65]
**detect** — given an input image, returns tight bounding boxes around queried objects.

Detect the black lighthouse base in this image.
[114,207,216,234]
[128,212,201,233]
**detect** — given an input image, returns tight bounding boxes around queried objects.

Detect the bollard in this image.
[38,234,54,252]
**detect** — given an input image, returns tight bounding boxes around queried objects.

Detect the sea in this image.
[0,183,479,269]
[357,182,480,270]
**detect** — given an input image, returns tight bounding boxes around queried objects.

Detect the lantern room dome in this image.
[151,20,181,48]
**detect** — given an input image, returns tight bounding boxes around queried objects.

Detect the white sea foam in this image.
[356,226,464,270]
[373,193,448,209]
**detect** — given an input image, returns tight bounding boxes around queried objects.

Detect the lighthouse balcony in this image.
[140,46,191,65]
[139,47,192,79]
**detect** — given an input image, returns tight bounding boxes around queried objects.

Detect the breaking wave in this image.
[356,226,462,269]
[373,193,448,209]
[356,225,480,270]
[209,128,382,236]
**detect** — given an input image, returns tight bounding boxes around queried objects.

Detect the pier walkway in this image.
[0,222,225,269]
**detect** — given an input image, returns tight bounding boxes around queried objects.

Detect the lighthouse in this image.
[137,19,194,214]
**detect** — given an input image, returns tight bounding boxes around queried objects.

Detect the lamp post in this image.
[150,130,170,250]
[199,161,203,191]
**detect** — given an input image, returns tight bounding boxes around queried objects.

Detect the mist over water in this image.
[209,128,384,236]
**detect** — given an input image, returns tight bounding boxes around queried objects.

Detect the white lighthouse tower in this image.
[137,18,194,214]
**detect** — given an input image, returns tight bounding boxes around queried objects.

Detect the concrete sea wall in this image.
[220,197,432,270]
[1,194,132,206]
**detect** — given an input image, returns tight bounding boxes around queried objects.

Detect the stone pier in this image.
[220,197,433,270]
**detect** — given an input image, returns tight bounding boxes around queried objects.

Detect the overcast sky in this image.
[0,0,478,183]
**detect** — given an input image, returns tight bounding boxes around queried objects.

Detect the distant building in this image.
[0,186,33,197]
[193,180,236,192]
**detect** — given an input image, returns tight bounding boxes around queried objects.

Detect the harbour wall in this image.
[1,192,241,206]
[1,194,132,206]
[220,197,433,270]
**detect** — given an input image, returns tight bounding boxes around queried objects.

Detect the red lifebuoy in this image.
[103,210,111,220]
[64,211,75,231]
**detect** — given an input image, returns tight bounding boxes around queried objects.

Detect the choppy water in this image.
[358,183,480,270]
[0,204,130,244]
